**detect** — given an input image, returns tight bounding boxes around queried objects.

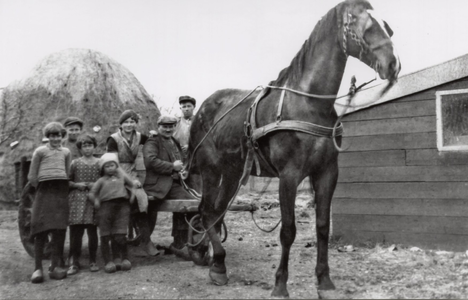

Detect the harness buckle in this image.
[244,121,252,138]
[253,140,260,150]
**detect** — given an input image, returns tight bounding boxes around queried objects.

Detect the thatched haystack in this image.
[0,48,161,202]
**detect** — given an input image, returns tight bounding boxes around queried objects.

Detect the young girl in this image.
[89,153,135,273]
[67,135,100,275]
[28,122,71,283]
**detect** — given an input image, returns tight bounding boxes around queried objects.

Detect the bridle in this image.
[342,10,393,61]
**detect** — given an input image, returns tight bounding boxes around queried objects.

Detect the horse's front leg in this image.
[203,168,242,286]
[312,163,338,291]
[271,174,298,298]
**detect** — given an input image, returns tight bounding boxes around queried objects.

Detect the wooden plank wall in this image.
[333,77,468,251]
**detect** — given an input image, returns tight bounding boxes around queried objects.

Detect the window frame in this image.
[436,88,468,151]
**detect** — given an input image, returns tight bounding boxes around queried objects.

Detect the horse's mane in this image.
[269,0,371,87]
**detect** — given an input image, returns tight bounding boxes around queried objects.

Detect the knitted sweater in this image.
[28,144,71,187]
[89,170,134,202]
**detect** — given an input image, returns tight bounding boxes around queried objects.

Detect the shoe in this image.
[89,262,99,272]
[31,269,44,284]
[104,262,117,274]
[121,259,132,271]
[49,267,67,280]
[146,241,160,256]
[113,258,122,271]
[67,265,79,276]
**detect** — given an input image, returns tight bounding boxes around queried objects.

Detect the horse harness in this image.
[242,85,344,179]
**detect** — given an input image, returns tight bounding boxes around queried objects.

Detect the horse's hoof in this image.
[209,269,229,285]
[318,277,336,291]
[271,287,289,298]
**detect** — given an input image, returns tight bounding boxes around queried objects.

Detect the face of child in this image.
[180,102,195,119]
[121,118,137,134]
[48,133,63,148]
[103,162,118,176]
[80,143,95,157]
[66,124,82,142]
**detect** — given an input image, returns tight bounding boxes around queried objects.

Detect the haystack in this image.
[0,48,161,203]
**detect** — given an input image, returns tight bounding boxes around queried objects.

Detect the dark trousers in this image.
[69,224,98,266]
[34,229,66,271]
[101,234,128,264]
[140,181,197,248]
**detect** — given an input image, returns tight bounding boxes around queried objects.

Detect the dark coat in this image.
[142,135,183,199]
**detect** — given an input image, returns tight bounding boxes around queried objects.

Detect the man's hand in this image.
[173,160,184,172]
[94,199,100,210]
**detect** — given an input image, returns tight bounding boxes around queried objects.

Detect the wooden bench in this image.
[147,197,257,213]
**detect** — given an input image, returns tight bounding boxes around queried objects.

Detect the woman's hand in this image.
[133,180,142,188]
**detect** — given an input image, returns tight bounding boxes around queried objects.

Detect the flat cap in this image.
[179,95,196,106]
[63,117,84,128]
[157,115,178,125]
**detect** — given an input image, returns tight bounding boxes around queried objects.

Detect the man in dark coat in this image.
[141,115,197,258]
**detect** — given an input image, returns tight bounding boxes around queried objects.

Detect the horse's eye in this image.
[347,14,357,24]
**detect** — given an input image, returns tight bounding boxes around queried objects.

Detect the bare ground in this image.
[1,193,467,299]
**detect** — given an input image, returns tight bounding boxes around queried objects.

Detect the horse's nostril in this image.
[389,60,398,73]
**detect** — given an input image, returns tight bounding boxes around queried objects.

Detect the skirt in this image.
[31,180,69,237]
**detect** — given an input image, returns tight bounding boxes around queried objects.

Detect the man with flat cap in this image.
[141,115,197,258]
[63,117,84,160]
[173,96,196,159]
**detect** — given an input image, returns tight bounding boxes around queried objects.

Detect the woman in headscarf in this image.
[106,109,159,257]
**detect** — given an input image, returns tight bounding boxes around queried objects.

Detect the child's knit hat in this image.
[99,153,119,172]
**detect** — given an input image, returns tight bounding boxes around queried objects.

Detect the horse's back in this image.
[191,88,258,139]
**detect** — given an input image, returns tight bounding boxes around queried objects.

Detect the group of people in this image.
[28,96,198,284]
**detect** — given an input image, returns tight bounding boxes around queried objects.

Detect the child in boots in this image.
[28,122,71,283]
[67,135,100,275]
[89,153,135,273]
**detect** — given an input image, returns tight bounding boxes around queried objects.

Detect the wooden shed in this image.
[333,54,468,251]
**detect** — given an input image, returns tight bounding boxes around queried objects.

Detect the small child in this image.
[28,122,71,284]
[67,135,100,275]
[89,153,135,273]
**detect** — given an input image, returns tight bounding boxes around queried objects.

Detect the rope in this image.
[248,177,282,233]
[250,211,282,233]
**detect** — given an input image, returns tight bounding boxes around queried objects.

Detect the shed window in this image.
[436,89,468,151]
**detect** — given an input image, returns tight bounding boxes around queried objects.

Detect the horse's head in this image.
[337,0,401,81]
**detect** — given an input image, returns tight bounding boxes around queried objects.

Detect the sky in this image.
[1,0,468,114]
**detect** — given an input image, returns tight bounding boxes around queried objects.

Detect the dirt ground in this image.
[1,193,468,299]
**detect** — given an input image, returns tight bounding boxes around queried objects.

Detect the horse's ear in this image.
[383,20,393,37]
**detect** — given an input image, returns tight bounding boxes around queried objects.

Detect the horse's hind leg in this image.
[311,164,338,291]
[201,167,242,285]
[271,174,298,298]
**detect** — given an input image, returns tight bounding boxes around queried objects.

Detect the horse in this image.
[188,0,400,297]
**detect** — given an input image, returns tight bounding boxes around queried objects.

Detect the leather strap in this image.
[253,120,343,140]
